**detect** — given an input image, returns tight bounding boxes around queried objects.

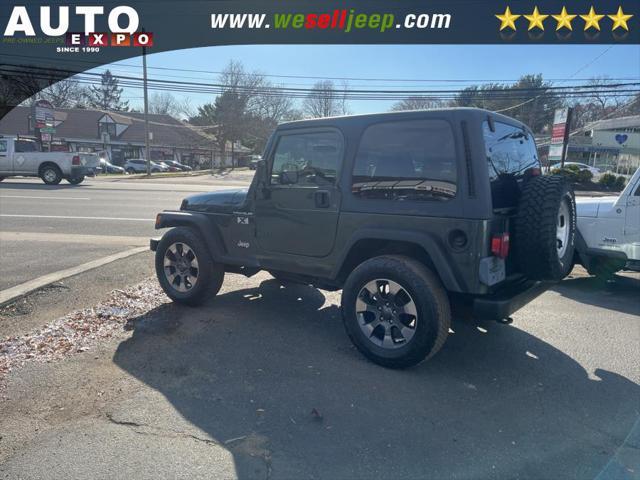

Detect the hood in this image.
[576,196,618,218]
[182,188,249,213]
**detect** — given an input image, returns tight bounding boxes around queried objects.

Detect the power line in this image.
[1,52,638,85]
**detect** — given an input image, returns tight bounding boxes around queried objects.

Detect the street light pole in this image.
[142,28,151,176]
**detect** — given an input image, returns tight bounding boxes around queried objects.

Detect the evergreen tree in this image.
[85,70,129,111]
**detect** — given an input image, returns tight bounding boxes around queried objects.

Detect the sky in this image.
[87,44,640,115]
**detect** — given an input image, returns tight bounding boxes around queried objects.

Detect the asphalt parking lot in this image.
[1,268,638,479]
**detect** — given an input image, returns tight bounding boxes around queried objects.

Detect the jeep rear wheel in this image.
[341,255,451,369]
[513,175,576,281]
[155,227,224,306]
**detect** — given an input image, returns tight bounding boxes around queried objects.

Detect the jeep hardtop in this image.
[151,108,576,368]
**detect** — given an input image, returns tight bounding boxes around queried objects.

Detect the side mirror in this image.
[279,169,299,185]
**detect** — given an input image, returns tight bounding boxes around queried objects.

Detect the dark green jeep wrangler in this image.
[151,108,576,368]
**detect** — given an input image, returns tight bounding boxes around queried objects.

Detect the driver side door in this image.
[255,128,343,257]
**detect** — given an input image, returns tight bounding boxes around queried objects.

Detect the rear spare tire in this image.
[513,175,576,281]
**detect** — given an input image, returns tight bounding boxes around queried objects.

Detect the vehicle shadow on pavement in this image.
[113,277,639,480]
[553,274,640,317]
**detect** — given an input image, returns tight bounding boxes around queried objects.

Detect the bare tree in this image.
[36,78,87,108]
[391,96,443,111]
[302,80,350,118]
[148,92,195,118]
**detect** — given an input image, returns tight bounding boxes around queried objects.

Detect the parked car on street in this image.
[158,161,181,172]
[248,155,262,170]
[574,167,640,278]
[0,136,99,185]
[551,162,601,177]
[163,160,192,171]
[151,108,576,368]
[98,158,126,174]
[124,159,168,174]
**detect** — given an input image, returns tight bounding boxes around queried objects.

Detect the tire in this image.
[341,255,451,369]
[126,168,136,174]
[66,175,85,185]
[155,227,224,306]
[585,256,624,280]
[513,175,576,281]
[40,165,62,185]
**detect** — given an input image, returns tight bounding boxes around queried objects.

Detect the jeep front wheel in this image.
[155,227,224,306]
[341,255,451,369]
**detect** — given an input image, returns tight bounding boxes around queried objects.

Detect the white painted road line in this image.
[0,246,149,307]
[0,195,91,200]
[0,214,153,222]
[0,231,148,246]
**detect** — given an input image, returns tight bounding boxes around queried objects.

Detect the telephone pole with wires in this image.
[141,28,151,175]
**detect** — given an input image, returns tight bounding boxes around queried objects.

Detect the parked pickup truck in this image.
[575,167,640,278]
[0,136,99,185]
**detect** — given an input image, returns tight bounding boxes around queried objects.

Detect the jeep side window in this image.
[351,119,457,201]
[270,131,342,186]
[483,121,539,180]
[0,140,6,156]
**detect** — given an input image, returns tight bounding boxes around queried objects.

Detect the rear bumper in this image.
[472,280,552,321]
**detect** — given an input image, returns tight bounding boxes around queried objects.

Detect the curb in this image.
[0,246,149,308]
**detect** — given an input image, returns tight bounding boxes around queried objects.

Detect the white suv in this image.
[124,159,168,174]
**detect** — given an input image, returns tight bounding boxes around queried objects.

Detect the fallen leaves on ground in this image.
[0,280,167,394]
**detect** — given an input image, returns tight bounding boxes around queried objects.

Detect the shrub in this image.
[598,173,617,189]
[576,169,593,184]
[551,167,578,182]
[614,175,626,191]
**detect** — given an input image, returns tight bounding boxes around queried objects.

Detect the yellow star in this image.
[524,6,549,31]
[608,6,633,31]
[580,6,605,30]
[552,6,577,31]
[496,6,520,31]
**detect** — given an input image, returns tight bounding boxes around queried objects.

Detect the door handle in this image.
[314,190,330,208]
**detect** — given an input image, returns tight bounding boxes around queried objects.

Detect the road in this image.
[0,174,252,291]
[0,270,638,479]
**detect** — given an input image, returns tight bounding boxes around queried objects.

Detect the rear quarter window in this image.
[483,120,540,209]
[351,119,457,201]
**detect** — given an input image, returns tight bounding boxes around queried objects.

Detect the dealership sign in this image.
[549,107,572,163]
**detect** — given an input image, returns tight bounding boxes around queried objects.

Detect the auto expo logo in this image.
[2,5,153,50]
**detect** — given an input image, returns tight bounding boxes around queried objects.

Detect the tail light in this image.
[491,233,510,259]
[72,155,81,165]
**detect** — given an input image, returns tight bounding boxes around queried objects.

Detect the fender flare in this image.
[332,228,464,292]
[155,211,226,261]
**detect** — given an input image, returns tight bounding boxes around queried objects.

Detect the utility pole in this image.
[560,107,573,169]
[142,28,151,176]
